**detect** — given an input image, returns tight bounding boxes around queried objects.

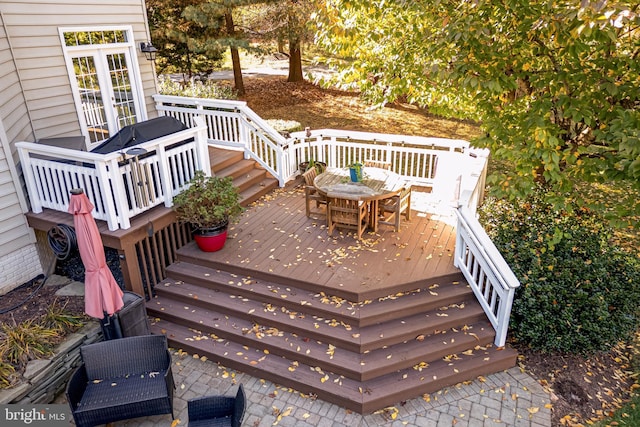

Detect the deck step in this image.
[209,147,243,173]
[150,279,487,353]
[148,292,495,381]
[207,147,279,207]
[163,261,477,328]
[174,241,466,303]
[150,319,517,413]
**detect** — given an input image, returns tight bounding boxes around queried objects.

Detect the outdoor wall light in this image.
[139,42,158,61]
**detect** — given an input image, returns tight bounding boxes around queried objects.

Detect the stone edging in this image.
[0,322,102,404]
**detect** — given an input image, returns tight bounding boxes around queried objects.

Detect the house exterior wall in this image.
[0,0,158,294]
[0,11,42,294]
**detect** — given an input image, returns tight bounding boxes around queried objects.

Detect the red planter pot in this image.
[193,225,228,252]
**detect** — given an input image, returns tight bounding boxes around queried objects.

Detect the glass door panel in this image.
[73,55,110,144]
[106,52,138,129]
[69,50,142,145]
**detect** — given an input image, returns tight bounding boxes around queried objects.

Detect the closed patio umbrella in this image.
[68,189,124,337]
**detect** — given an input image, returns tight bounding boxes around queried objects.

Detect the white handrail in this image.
[152,95,484,192]
[153,95,287,185]
[454,207,520,347]
[17,118,208,230]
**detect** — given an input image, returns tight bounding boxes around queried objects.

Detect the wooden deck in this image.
[147,182,517,413]
[186,183,460,302]
[25,147,517,414]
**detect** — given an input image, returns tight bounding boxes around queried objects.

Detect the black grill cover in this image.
[91,116,188,154]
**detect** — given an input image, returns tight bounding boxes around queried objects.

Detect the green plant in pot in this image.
[173,170,243,252]
[348,162,363,182]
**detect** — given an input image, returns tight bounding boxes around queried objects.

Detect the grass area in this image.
[593,393,640,427]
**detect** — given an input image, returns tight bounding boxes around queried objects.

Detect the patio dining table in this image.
[314,167,407,232]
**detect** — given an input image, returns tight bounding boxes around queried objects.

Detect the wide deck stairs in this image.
[147,148,517,414]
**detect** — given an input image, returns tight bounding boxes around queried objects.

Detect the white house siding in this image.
[0,0,157,146]
[0,1,157,294]
[0,11,42,295]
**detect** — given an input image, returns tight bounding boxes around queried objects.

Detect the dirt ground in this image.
[1,74,637,426]
[0,277,86,327]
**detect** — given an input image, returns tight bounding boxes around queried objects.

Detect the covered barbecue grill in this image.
[91,116,188,154]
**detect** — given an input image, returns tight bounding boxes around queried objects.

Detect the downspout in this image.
[0,9,38,139]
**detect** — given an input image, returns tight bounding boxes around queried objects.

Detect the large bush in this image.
[158,76,237,100]
[479,190,640,354]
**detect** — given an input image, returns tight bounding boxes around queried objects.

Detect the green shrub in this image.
[158,76,238,100]
[479,189,640,354]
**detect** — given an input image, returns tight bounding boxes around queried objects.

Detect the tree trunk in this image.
[225,12,245,96]
[287,38,304,82]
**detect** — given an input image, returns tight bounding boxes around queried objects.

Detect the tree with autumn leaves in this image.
[315,1,640,207]
[315,1,640,355]
[148,0,315,94]
[146,0,226,78]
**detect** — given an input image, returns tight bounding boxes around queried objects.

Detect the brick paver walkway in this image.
[108,350,552,427]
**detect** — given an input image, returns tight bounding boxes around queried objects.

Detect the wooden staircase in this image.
[145,147,517,414]
[208,146,279,206]
[148,258,517,414]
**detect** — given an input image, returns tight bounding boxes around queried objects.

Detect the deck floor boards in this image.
[192,185,459,301]
[26,180,459,302]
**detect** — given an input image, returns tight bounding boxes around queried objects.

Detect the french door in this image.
[61,27,146,146]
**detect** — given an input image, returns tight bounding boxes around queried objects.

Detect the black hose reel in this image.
[47,223,77,260]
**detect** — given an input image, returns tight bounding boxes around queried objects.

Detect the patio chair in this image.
[187,384,246,427]
[378,186,412,232]
[66,334,175,427]
[302,167,327,218]
[327,194,369,239]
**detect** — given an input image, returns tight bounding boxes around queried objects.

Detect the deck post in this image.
[98,158,130,231]
[193,117,211,175]
[17,144,43,213]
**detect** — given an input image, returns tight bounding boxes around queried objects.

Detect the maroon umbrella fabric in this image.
[68,190,124,318]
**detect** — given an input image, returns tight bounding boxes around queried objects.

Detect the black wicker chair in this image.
[66,334,175,427]
[187,384,246,427]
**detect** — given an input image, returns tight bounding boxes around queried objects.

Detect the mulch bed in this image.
[0,278,86,326]
[516,342,637,426]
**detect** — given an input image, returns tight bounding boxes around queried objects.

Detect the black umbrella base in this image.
[100,314,123,340]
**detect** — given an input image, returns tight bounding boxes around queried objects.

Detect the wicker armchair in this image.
[327,194,369,239]
[187,384,246,427]
[66,335,175,427]
[302,167,326,218]
[378,186,412,232]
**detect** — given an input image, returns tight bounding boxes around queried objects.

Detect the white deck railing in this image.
[17,118,209,231]
[154,96,287,186]
[153,95,490,210]
[454,207,521,347]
